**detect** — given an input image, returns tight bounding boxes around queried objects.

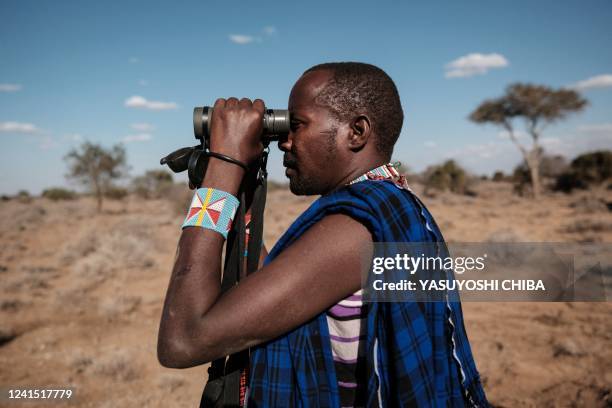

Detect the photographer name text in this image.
[372,279,546,292]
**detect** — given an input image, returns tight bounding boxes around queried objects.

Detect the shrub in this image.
[160,183,195,215]
[131,170,174,198]
[104,186,128,200]
[555,150,612,192]
[42,187,77,201]
[423,160,471,195]
[492,171,506,182]
[16,190,31,203]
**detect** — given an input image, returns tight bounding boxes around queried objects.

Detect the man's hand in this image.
[209,98,265,166]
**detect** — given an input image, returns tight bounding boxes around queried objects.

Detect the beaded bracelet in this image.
[182,188,240,239]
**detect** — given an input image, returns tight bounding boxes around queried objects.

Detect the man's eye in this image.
[290,121,301,130]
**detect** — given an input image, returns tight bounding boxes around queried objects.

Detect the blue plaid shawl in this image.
[248,180,489,407]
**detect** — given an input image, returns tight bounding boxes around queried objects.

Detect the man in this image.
[158,62,489,407]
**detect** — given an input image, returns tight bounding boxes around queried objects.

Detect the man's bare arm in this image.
[157,170,372,368]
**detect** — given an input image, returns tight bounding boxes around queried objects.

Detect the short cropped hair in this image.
[304,62,404,157]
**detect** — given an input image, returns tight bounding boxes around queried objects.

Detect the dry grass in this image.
[0,187,611,407]
[157,372,187,392]
[98,295,142,320]
[92,349,141,382]
[561,218,612,234]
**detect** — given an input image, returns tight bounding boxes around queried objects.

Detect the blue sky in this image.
[1,0,611,194]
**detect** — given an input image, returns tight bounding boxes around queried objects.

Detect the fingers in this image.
[214,97,265,116]
[226,97,239,108]
[253,99,265,114]
[239,98,252,108]
[213,98,225,109]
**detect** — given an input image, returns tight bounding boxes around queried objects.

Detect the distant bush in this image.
[16,190,32,203]
[555,172,586,192]
[423,160,473,195]
[42,187,77,201]
[104,186,128,200]
[156,182,194,215]
[492,171,507,182]
[131,170,174,198]
[555,150,612,192]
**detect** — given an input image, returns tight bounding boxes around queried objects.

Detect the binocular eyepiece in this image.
[160,105,289,187]
[193,106,290,143]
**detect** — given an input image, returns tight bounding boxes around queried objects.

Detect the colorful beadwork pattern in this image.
[349,162,400,184]
[182,188,240,239]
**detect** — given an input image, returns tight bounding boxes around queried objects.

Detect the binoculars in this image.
[193,106,290,145]
[160,106,290,187]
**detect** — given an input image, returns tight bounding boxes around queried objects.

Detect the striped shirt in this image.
[326,290,366,407]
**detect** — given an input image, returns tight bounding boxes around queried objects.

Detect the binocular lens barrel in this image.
[193,106,290,142]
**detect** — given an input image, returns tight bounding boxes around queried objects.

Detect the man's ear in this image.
[347,115,371,151]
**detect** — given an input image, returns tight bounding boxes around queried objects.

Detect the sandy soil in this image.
[1,181,610,407]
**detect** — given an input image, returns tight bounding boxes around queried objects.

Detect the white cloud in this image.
[130,122,155,132]
[63,133,83,142]
[0,121,40,133]
[445,53,509,78]
[263,26,277,35]
[0,83,22,92]
[424,141,437,148]
[123,133,152,143]
[129,57,140,64]
[229,34,256,44]
[124,95,178,110]
[229,34,254,44]
[570,74,612,91]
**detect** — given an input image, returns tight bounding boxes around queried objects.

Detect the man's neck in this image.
[332,157,391,190]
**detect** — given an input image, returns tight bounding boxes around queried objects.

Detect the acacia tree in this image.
[469,83,587,198]
[64,142,128,212]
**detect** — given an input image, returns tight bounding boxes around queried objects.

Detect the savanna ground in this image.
[1,180,611,407]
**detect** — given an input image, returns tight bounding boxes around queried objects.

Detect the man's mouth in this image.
[283,155,297,178]
[283,154,297,170]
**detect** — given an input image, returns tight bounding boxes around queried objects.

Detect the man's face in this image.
[280,70,343,195]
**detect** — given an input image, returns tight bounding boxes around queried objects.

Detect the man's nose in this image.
[277,132,292,152]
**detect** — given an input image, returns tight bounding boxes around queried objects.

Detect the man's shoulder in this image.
[325,179,418,208]
[317,179,427,226]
